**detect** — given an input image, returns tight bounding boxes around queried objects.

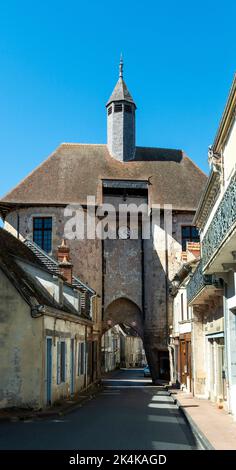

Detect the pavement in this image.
[0,382,102,422]
[171,389,236,450]
[0,369,201,450]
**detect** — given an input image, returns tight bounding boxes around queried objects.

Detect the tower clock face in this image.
[118,226,131,239]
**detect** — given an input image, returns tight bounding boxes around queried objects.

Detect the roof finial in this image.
[119,53,123,79]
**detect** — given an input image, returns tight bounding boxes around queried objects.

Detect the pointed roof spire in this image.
[119,53,123,79]
[106,56,136,108]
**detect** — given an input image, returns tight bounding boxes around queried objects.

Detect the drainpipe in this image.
[17,212,20,239]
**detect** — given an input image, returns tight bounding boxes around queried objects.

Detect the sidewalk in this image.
[171,389,236,450]
[0,382,103,422]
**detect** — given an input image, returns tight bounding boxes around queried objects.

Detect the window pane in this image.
[182,226,190,237]
[191,226,199,238]
[33,217,52,252]
[33,231,43,247]
[44,218,52,229]
[34,218,43,229]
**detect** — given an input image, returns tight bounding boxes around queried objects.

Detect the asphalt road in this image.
[0,369,201,450]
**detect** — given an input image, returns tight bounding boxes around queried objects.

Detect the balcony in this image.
[187,260,214,305]
[202,172,236,273]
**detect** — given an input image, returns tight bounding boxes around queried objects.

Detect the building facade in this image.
[101,325,121,373]
[170,74,236,418]
[0,60,206,381]
[119,324,146,368]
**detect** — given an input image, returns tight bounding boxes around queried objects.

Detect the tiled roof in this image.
[0,144,207,211]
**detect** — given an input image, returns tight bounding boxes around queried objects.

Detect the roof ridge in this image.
[60,143,106,147]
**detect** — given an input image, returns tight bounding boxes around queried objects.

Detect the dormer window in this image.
[108,106,112,115]
[114,103,122,113]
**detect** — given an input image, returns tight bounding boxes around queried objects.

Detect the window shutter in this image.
[57,341,61,385]
[64,341,67,381]
[78,342,81,375]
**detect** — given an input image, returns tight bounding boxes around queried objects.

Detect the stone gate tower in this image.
[106,56,136,162]
[0,59,207,383]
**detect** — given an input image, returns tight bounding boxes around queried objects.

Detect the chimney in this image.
[57,239,73,284]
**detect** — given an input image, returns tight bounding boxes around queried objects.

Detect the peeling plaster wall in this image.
[0,270,42,409]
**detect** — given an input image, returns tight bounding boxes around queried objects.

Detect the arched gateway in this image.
[103,297,143,338]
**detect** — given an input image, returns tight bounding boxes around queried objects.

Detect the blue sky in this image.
[0,0,236,197]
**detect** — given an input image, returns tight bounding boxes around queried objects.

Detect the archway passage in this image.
[102,297,170,384]
[103,297,143,338]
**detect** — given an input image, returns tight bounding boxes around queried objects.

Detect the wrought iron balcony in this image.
[187,260,213,304]
[202,172,236,269]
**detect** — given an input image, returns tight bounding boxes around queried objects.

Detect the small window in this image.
[33,217,52,253]
[124,104,132,113]
[114,103,122,113]
[181,225,199,251]
[108,106,112,115]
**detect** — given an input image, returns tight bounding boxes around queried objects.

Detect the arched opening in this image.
[103,297,143,337]
[102,297,170,384]
[101,298,148,379]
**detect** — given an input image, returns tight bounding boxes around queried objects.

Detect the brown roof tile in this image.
[0,144,207,211]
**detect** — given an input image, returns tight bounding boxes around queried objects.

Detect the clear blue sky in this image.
[0,0,236,197]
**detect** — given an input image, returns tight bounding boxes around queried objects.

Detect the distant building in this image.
[119,324,146,368]
[0,228,98,409]
[101,326,120,373]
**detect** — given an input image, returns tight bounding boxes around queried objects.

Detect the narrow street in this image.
[0,369,201,450]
